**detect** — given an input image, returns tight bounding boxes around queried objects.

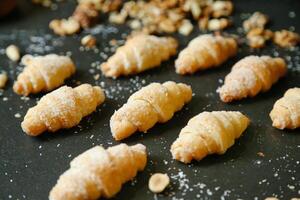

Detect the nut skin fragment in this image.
[148,173,170,193]
[6,44,20,62]
[0,72,8,88]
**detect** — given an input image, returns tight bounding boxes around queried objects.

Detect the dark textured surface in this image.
[0,1,300,200]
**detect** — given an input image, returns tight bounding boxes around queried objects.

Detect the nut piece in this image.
[243,12,269,32]
[81,35,97,47]
[273,30,300,48]
[247,35,265,48]
[208,18,231,31]
[6,45,20,62]
[72,3,99,28]
[0,72,8,88]
[212,1,233,18]
[78,0,122,13]
[178,19,193,36]
[49,17,80,36]
[246,28,273,48]
[109,11,127,24]
[159,19,176,33]
[148,173,170,193]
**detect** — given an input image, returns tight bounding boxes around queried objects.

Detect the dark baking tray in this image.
[0,0,299,199]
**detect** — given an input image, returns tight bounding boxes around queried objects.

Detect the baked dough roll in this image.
[101,34,178,78]
[13,54,76,96]
[175,34,237,74]
[270,88,300,130]
[49,143,147,200]
[219,55,287,103]
[171,111,250,163]
[22,84,105,136]
[110,81,192,140]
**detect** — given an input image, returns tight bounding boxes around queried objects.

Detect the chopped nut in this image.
[72,3,99,28]
[263,29,274,40]
[78,0,122,13]
[81,35,97,47]
[129,19,142,30]
[178,19,193,36]
[198,16,209,30]
[208,18,231,31]
[247,28,273,40]
[159,18,176,33]
[248,35,265,48]
[273,30,300,48]
[0,72,8,88]
[243,12,269,32]
[246,28,273,48]
[168,9,184,23]
[6,45,20,62]
[257,152,265,157]
[212,1,233,18]
[148,173,170,193]
[190,1,202,19]
[49,17,80,36]
[109,11,127,24]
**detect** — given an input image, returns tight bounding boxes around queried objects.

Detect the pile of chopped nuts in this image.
[47,0,299,50]
[49,0,121,35]
[243,12,299,48]
[109,0,234,35]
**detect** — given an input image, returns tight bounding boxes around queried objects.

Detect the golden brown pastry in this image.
[175,34,237,74]
[22,84,105,136]
[13,54,76,96]
[110,81,192,140]
[270,88,300,130]
[101,34,178,78]
[219,55,287,103]
[49,143,147,200]
[171,111,250,163]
